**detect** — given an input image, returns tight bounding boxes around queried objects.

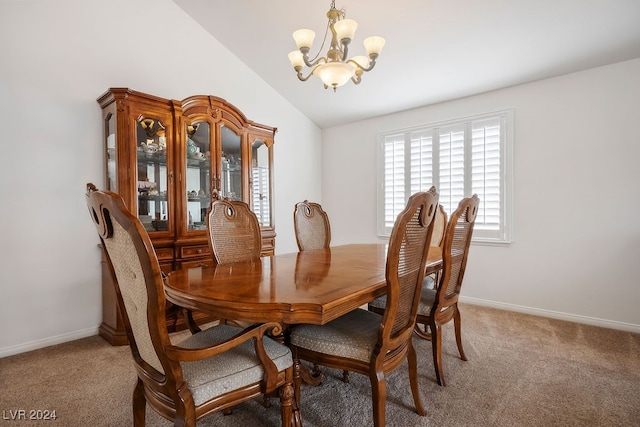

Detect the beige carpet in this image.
[1,304,639,426]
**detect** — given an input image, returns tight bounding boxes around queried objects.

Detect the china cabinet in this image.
[96,88,276,345]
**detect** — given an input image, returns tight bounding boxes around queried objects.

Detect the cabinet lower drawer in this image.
[180,245,211,258]
[155,247,174,261]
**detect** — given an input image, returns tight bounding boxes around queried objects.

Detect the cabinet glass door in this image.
[251,139,271,227]
[105,113,117,192]
[220,124,242,201]
[185,122,211,230]
[136,117,169,233]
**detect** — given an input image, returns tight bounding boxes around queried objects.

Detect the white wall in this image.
[0,0,322,356]
[322,58,640,332]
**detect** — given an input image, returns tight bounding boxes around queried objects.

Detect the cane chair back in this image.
[423,204,447,289]
[85,184,298,427]
[207,199,262,264]
[415,194,480,386]
[294,200,331,251]
[429,204,447,248]
[289,187,439,427]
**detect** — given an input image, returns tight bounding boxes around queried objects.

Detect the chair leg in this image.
[369,370,387,427]
[132,378,146,427]
[407,340,426,416]
[279,368,298,427]
[453,305,467,361]
[293,359,302,407]
[174,387,196,427]
[431,320,446,386]
[342,370,350,383]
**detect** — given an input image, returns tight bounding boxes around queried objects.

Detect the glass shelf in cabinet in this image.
[138,194,168,201]
[138,151,167,164]
[187,196,210,202]
[186,158,209,167]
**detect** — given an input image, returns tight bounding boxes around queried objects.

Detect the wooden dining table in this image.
[165,243,443,327]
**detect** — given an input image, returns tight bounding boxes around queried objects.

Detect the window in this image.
[377,110,513,244]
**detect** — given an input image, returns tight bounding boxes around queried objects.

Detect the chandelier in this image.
[287,0,385,92]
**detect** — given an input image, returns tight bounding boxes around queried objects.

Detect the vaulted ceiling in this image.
[173,0,640,128]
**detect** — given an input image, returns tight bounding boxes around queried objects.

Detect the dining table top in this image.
[165,243,443,326]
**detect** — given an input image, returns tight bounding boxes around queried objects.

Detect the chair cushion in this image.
[178,325,292,406]
[423,274,436,289]
[369,275,435,315]
[290,309,382,362]
[370,285,436,317]
[417,288,436,317]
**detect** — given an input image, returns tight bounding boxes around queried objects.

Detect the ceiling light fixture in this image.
[288,0,385,92]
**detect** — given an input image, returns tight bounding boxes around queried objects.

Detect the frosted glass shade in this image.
[314,62,356,88]
[334,19,358,42]
[293,29,315,49]
[364,36,386,55]
[288,50,305,68]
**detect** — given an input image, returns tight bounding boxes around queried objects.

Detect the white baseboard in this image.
[460,296,640,334]
[0,327,99,358]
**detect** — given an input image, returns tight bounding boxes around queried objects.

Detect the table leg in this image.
[298,363,324,386]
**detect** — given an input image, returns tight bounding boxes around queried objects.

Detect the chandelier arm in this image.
[302,53,329,68]
[294,64,325,82]
[341,42,350,62]
[351,74,362,85]
[347,54,379,73]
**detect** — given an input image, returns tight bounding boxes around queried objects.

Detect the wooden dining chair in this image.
[203,198,263,331]
[293,200,331,251]
[368,203,446,309]
[289,187,439,427]
[414,194,479,386]
[207,198,262,264]
[293,200,346,380]
[85,184,299,427]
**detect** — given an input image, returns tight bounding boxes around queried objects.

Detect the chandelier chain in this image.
[308,20,331,64]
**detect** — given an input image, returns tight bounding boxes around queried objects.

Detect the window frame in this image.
[376,109,514,245]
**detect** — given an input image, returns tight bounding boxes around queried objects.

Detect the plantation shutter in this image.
[471,117,501,233]
[377,110,512,243]
[438,125,465,214]
[409,129,435,196]
[382,134,406,232]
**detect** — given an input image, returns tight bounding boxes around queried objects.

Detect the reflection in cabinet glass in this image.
[220,125,242,201]
[137,117,170,232]
[185,122,211,231]
[105,114,117,192]
[252,139,270,226]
